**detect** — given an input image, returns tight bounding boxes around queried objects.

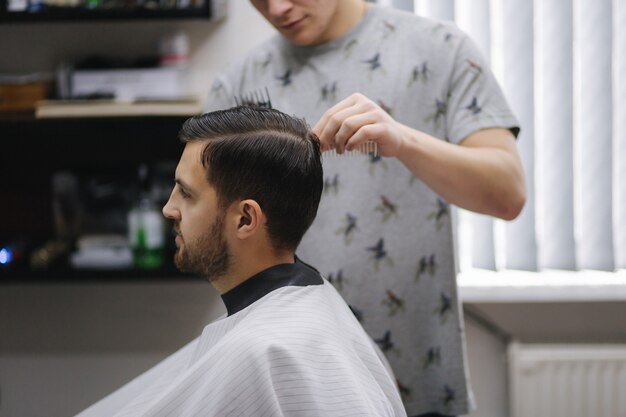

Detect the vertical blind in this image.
[386,0,625,273]
[616,0,626,270]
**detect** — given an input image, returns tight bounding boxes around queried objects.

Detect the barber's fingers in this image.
[345,123,385,151]
[316,106,364,152]
[314,94,373,152]
[313,93,361,134]
[332,112,379,154]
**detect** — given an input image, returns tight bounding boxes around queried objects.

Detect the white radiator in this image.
[508,343,626,417]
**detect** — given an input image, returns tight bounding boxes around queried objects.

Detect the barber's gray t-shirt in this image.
[206,5,518,416]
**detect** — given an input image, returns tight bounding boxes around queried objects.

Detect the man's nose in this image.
[162,195,178,220]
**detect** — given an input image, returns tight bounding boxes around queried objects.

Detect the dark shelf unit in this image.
[0,265,195,282]
[0,0,211,23]
[0,115,191,282]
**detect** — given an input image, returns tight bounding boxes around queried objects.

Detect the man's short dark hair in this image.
[179,106,323,252]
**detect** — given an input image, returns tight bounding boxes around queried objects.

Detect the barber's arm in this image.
[313,93,526,221]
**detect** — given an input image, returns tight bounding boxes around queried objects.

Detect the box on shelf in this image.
[70,67,190,101]
[0,81,50,112]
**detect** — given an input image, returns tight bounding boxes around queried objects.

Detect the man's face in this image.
[249,0,342,46]
[163,141,232,282]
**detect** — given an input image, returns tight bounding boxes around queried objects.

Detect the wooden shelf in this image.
[35,98,203,118]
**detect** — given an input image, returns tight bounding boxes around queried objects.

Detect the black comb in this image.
[234,87,272,109]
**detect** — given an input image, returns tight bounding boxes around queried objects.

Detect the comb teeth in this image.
[235,87,272,109]
[325,141,378,157]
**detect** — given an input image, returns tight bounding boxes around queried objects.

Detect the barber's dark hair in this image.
[179,105,323,252]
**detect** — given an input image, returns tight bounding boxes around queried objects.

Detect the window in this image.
[383,0,626,294]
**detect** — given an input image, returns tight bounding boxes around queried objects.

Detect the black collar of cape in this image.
[221,256,323,316]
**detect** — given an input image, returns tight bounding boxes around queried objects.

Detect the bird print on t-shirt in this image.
[367,238,394,271]
[327,269,345,291]
[410,61,431,86]
[336,212,358,245]
[415,254,437,281]
[320,81,338,103]
[434,292,453,324]
[428,198,450,231]
[423,346,441,369]
[363,53,382,71]
[324,174,340,195]
[374,195,398,223]
[381,289,405,316]
[424,98,448,131]
[466,97,482,115]
[276,68,293,86]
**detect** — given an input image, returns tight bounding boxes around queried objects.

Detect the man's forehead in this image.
[178,142,204,167]
[184,141,205,159]
[176,142,206,181]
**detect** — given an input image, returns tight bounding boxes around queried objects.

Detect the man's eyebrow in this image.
[175,179,194,194]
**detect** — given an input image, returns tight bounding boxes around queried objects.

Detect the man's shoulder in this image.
[372,5,470,47]
[372,5,450,31]
[225,289,334,354]
[231,283,343,339]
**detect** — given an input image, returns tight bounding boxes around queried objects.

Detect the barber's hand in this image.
[313,93,408,157]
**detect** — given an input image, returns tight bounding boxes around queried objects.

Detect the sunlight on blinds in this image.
[535,0,576,270]
[385,0,624,276]
[574,0,614,271]
[614,0,626,269]
[493,0,538,271]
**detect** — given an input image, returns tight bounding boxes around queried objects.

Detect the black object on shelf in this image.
[0,0,212,23]
[0,116,188,282]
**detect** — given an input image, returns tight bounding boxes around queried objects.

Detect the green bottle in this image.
[128,164,164,269]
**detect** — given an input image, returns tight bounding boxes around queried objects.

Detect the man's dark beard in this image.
[174,213,231,283]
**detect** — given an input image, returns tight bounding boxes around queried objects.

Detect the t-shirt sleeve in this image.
[445,30,520,145]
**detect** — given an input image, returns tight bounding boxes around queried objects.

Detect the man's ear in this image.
[234,199,264,240]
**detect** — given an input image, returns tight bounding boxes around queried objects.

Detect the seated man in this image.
[76,106,407,417]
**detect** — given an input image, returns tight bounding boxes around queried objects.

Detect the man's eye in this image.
[180,189,191,199]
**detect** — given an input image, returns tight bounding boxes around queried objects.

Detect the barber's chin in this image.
[288,34,317,46]
[282,29,320,47]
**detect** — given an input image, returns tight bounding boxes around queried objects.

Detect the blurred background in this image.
[0,1,625,416]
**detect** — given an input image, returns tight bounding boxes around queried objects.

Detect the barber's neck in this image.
[210,246,295,295]
[325,0,368,43]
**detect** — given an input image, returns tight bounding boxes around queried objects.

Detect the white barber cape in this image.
[76,259,407,417]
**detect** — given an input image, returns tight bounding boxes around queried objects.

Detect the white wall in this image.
[0,281,226,417]
[463,313,509,417]
[0,1,275,100]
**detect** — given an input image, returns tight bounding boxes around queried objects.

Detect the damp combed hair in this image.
[179,105,323,252]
